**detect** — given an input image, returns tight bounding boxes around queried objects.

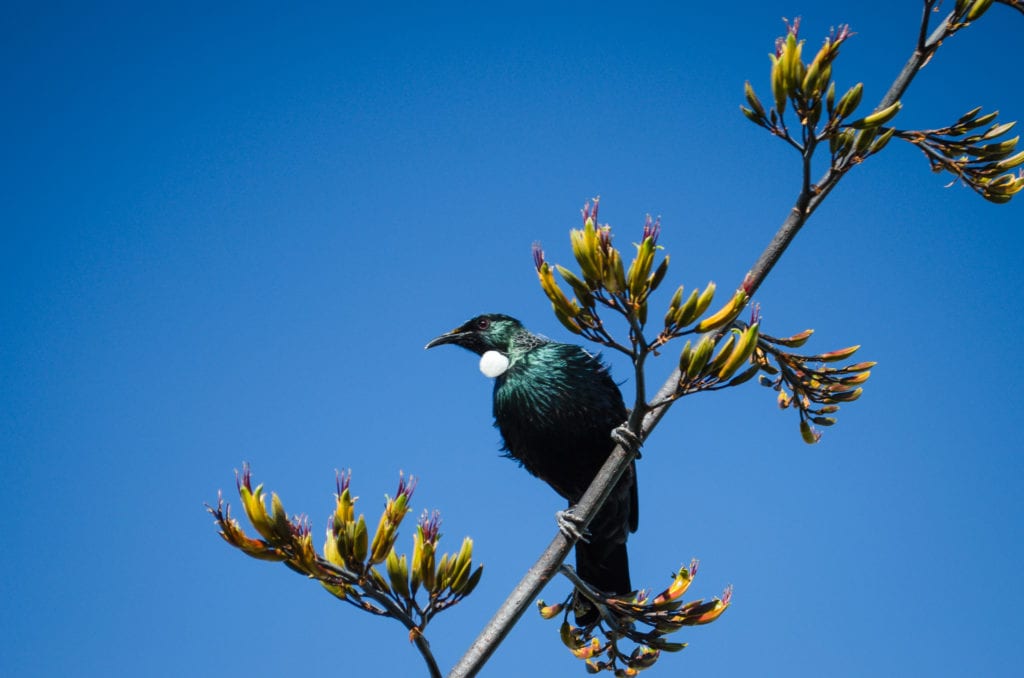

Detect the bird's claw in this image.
[556,508,590,543]
[612,424,642,458]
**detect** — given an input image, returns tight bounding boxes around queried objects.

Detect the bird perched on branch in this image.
[426,314,637,614]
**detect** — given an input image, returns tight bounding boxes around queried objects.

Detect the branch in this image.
[319,561,445,678]
[449,8,985,676]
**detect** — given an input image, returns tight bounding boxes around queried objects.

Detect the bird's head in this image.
[425,314,523,356]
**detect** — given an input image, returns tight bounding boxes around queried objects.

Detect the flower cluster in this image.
[742,13,1021,203]
[755,330,875,444]
[538,560,730,675]
[895,107,1024,203]
[741,19,893,162]
[535,202,872,443]
[533,198,669,349]
[208,465,482,630]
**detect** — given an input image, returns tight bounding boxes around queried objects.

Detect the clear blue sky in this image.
[3,2,1022,676]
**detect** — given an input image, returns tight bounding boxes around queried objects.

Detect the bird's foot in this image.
[555,507,590,543]
[612,424,642,459]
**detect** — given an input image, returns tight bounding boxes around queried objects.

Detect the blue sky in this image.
[3,2,1022,676]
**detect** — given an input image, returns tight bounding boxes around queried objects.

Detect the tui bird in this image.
[426,313,637,610]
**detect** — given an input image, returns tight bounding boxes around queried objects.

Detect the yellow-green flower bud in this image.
[386,549,410,599]
[800,419,820,444]
[686,336,715,380]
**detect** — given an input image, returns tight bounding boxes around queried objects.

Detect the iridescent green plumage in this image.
[427,314,637,600]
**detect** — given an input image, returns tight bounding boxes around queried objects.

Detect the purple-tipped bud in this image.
[831,24,853,43]
[642,215,661,245]
[336,468,352,495]
[749,302,761,326]
[291,513,311,538]
[532,242,545,271]
[419,509,442,542]
[581,196,600,224]
[236,462,253,492]
[775,17,801,55]
[396,471,417,500]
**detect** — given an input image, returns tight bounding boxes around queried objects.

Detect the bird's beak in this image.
[425,329,467,350]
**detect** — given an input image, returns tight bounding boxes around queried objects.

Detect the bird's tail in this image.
[574,539,631,625]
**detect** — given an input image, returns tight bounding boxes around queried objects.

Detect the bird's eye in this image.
[476,318,490,330]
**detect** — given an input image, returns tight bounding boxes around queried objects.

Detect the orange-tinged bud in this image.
[631,645,662,667]
[537,600,565,619]
[653,565,694,605]
[814,345,860,362]
[570,637,602,660]
[694,290,748,333]
[692,598,730,625]
[842,361,876,372]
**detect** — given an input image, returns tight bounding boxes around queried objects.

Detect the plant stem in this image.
[317,561,444,678]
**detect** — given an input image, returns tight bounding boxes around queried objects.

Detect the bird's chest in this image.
[493,363,577,432]
[491,363,616,499]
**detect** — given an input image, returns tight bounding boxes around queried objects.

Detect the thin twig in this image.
[314,561,444,678]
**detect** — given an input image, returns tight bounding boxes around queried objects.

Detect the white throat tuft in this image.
[479,350,510,378]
